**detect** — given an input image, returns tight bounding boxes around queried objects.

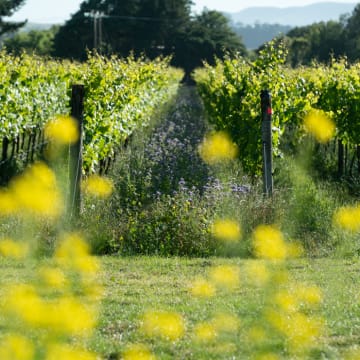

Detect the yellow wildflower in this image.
[0,334,34,360]
[45,115,79,145]
[82,175,114,198]
[3,284,43,325]
[0,189,18,216]
[343,348,360,360]
[194,322,217,342]
[286,242,304,259]
[3,284,96,335]
[55,233,100,274]
[211,219,241,242]
[304,110,335,143]
[141,311,185,341]
[253,225,288,260]
[286,314,324,351]
[274,290,298,313]
[37,266,66,289]
[47,297,97,336]
[199,131,238,165]
[123,344,156,360]
[190,277,216,298]
[0,238,29,259]
[46,343,97,360]
[333,205,360,232]
[10,162,63,218]
[265,309,288,334]
[209,265,240,290]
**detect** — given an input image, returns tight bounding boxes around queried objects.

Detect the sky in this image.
[7,0,357,24]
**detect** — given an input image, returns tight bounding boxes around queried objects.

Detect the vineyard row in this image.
[0,52,183,174]
[194,41,360,178]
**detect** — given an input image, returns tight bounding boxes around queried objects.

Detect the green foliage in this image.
[0,0,26,35]
[195,44,360,179]
[3,26,59,55]
[0,52,183,173]
[52,1,246,77]
[286,21,346,66]
[120,191,215,257]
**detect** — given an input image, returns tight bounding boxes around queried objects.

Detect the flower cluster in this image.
[303,109,335,143]
[0,233,102,360]
[198,131,238,165]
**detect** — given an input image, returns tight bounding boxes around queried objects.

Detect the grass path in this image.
[1,257,359,359]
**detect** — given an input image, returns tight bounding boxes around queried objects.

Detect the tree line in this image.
[1,0,360,70]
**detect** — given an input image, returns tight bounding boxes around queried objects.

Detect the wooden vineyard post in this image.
[261,90,273,196]
[69,84,85,219]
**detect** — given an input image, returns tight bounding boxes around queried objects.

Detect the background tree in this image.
[174,10,246,80]
[3,26,58,55]
[344,4,360,61]
[53,0,192,60]
[285,21,346,66]
[0,0,26,36]
[53,1,246,79]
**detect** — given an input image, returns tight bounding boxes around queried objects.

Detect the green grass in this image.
[2,256,358,359]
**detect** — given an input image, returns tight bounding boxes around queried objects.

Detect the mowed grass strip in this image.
[1,257,359,359]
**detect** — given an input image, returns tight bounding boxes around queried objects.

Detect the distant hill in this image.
[228,2,357,26]
[21,23,54,32]
[232,23,293,50]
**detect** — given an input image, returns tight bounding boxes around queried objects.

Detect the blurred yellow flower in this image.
[286,242,304,259]
[211,312,240,333]
[123,344,156,360]
[3,284,96,335]
[3,284,43,324]
[0,238,29,259]
[141,311,185,341]
[343,348,360,360]
[190,277,216,298]
[194,322,217,342]
[333,204,360,232]
[45,115,79,145]
[304,110,335,143]
[209,265,240,290]
[265,309,288,334]
[274,290,298,313]
[9,162,63,218]
[244,261,270,286]
[82,175,114,198]
[253,225,288,260]
[46,343,97,360]
[47,296,97,336]
[286,314,324,351]
[211,219,241,242]
[0,334,34,360]
[266,309,323,351]
[55,233,100,274]
[38,266,67,289]
[199,131,238,165]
